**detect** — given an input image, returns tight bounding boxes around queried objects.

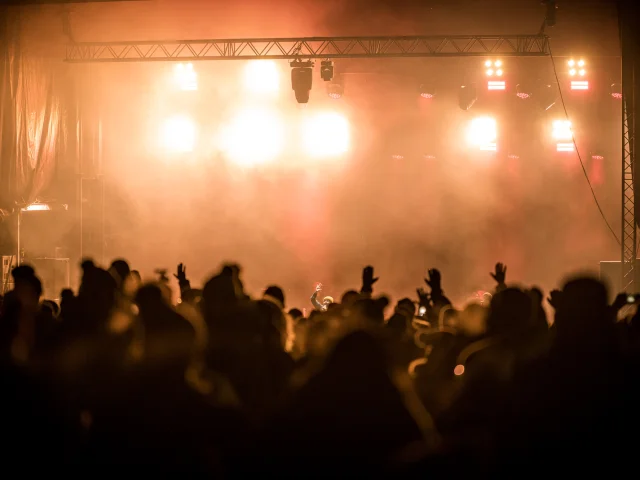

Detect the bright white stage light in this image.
[243,60,280,94]
[220,108,285,166]
[552,120,573,140]
[161,115,196,152]
[301,112,350,158]
[174,63,197,91]
[467,117,497,150]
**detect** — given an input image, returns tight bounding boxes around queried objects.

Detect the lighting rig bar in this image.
[65,34,549,63]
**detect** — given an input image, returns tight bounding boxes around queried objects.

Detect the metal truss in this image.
[621,77,636,292]
[65,34,550,63]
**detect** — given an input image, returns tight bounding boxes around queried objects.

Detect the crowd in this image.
[1,257,639,476]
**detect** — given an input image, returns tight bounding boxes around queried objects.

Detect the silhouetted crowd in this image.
[1,258,639,477]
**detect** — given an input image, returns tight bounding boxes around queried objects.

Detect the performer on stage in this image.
[310,283,333,312]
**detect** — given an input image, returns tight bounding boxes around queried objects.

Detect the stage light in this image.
[161,115,196,153]
[391,154,404,160]
[592,155,604,161]
[571,80,589,90]
[552,120,573,140]
[568,59,575,67]
[488,80,505,91]
[423,154,436,160]
[569,68,577,76]
[21,203,51,212]
[243,60,280,94]
[578,69,585,76]
[419,83,436,99]
[467,116,497,151]
[577,59,585,67]
[174,63,197,91]
[485,59,503,79]
[516,83,533,99]
[320,60,334,81]
[220,108,285,166]
[611,83,622,99]
[459,83,477,110]
[552,119,574,152]
[543,0,557,27]
[301,112,350,158]
[291,60,314,104]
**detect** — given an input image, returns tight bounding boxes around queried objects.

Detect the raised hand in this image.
[490,263,507,285]
[361,266,379,294]
[174,263,187,282]
[315,282,323,292]
[416,287,430,307]
[424,269,442,292]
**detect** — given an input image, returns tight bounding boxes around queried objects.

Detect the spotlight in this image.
[552,119,574,151]
[485,59,503,77]
[458,83,477,110]
[611,83,622,99]
[419,83,436,99]
[320,60,334,82]
[552,119,573,140]
[161,115,196,153]
[174,63,197,91]
[568,59,575,67]
[516,83,533,99]
[391,154,404,160]
[243,60,280,94]
[467,116,497,151]
[290,60,314,104]
[301,112,350,158]
[543,0,557,27]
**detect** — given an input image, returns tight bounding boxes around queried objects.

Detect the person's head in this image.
[487,288,532,336]
[289,308,304,321]
[555,276,611,343]
[264,285,285,310]
[11,265,42,308]
[323,296,334,306]
[109,259,131,288]
[340,290,360,308]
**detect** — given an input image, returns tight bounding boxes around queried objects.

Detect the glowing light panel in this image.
[174,63,197,91]
[220,108,285,166]
[552,120,573,140]
[243,60,280,94]
[301,112,350,158]
[467,117,497,150]
[161,115,196,153]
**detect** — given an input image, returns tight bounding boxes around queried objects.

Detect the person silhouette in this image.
[310,283,333,312]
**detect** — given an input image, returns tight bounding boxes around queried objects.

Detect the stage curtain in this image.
[0,7,64,212]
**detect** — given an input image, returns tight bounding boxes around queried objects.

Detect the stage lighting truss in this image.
[568,58,588,90]
[485,59,505,90]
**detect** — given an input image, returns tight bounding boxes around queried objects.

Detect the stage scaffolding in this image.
[64,30,635,290]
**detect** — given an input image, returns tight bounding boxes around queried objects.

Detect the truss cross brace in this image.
[64,34,550,63]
